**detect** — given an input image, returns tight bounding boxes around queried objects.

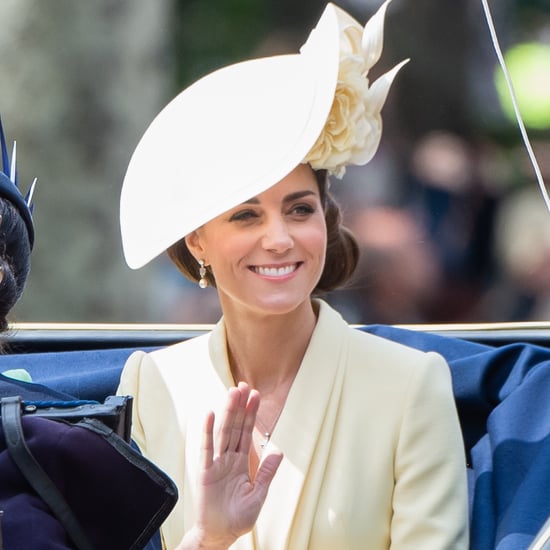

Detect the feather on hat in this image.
[0,118,36,249]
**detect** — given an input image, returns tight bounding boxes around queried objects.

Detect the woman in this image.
[0,117,35,335]
[118,2,469,548]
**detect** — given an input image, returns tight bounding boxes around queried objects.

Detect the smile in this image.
[252,263,300,277]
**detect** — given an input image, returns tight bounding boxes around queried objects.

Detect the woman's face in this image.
[185,164,327,317]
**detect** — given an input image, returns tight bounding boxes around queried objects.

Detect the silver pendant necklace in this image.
[255,406,284,452]
[259,432,271,450]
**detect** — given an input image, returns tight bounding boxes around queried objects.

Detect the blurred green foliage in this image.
[172,0,270,88]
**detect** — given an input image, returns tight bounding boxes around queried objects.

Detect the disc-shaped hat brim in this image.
[120,4,340,269]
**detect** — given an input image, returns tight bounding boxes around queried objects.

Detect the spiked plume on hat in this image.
[0,117,36,249]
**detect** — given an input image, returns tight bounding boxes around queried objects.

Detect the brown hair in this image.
[0,198,32,335]
[313,169,359,292]
[167,168,359,292]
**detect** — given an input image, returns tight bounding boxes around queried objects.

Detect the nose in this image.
[262,216,293,253]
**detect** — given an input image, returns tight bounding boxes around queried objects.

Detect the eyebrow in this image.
[243,190,317,205]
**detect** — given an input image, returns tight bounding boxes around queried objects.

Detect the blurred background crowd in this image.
[1,0,550,326]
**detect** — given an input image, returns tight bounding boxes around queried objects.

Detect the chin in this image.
[249,293,313,317]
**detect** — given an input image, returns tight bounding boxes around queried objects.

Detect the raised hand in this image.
[178,382,283,550]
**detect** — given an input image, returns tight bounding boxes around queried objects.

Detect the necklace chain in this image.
[229,355,294,452]
[255,404,285,450]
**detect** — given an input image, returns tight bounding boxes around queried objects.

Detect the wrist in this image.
[177,525,235,550]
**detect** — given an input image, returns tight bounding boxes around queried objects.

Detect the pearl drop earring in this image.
[198,259,208,289]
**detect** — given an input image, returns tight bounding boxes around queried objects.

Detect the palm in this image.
[200,451,261,536]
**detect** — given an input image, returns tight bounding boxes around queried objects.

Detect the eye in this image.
[229,209,259,222]
[290,203,316,217]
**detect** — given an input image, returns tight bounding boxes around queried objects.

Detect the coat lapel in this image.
[254,301,350,549]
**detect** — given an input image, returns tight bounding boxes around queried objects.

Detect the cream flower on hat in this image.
[305,0,408,178]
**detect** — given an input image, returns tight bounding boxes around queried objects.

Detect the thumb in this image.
[253,452,284,495]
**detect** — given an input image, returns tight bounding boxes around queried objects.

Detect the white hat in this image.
[120,1,406,269]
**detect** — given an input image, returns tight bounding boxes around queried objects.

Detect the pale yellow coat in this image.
[118,300,469,549]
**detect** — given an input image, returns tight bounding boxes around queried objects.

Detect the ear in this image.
[184,230,206,262]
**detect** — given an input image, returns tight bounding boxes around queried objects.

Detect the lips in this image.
[252,263,301,277]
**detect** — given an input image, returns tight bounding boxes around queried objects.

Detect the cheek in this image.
[204,232,253,272]
[304,223,328,259]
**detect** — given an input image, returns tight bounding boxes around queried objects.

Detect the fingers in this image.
[238,389,259,453]
[215,382,260,457]
[216,386,243,454]
[200,410,215,469]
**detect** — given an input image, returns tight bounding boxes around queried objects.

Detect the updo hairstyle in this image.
[0,198,32,333]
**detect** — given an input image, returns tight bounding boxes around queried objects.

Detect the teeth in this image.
[255,264,296,277]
